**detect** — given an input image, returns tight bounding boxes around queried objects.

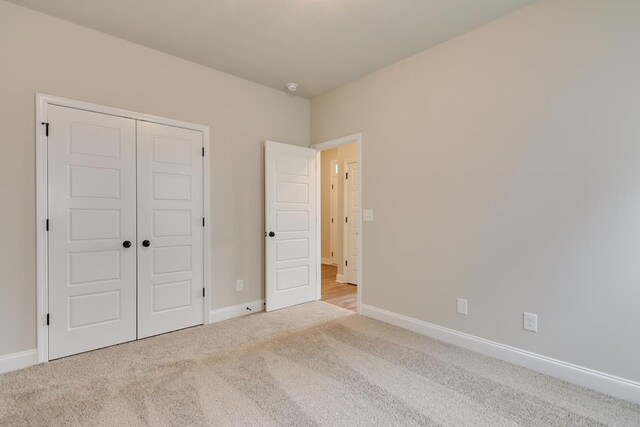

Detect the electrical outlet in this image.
[236,279,244,292]
[457,298,468,315]
[523,312,538,332]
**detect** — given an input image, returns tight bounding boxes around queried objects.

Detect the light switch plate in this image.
[363,209,374,221]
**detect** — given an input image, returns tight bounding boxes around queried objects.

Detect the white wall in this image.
[0,1,309,358]
[311,0,640,383]
[320,148,339,262]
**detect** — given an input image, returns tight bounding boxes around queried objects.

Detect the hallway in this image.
[321,264,357,312]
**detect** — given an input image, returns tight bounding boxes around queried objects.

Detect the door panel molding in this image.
[36,93,211,363]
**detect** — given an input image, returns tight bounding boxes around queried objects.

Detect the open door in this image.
[344,160,359,285]
[265,141,318,311]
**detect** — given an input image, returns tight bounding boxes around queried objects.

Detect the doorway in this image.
[314,135,361,312]
[263,134,362,313]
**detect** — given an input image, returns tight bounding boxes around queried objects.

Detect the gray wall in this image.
[311,0,640,382]
[0,1,309,357]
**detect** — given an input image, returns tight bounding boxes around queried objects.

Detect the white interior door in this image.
[136,121,204,338]
[344,161,359,285]
[265,141,318,311]
[48,105,137,359]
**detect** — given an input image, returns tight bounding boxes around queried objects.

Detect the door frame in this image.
[311,133,363,313]
[35,93,212,363]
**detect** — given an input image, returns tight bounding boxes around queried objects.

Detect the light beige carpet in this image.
[1,302,639,426]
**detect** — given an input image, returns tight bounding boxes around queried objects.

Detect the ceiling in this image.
[9,0,535,98]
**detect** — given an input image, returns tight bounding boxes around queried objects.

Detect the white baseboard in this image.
[321,258,333,265]
[360,304,640,404]
[336,274,345,283]
[209,299,265,323]
[0,349,38,374]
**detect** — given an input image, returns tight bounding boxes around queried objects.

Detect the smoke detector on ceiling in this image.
[286,82,298,92]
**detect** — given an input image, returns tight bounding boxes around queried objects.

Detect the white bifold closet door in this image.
[136,121,204,339]
[48,105,138,360]
[48,106,204,359]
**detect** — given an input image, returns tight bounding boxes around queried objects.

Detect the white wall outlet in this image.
[236,279,244,292]
[363,209,374,221]
[523,312,538,332]
[457,298,468,315]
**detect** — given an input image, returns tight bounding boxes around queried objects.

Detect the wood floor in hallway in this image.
[321,264,357,311]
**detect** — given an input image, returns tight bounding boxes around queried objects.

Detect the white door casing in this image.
[265,141,318,311]
[344,161,359,285]
[47,105,137,360]
[136,121,205,338]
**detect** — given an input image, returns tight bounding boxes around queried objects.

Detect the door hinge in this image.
[46,313,50,326]
[202,288,205,298]
[345,216,348,223]
[41,122,49,137]
[202,217,205,227]
[345,260,348,267]
[331,251,333,257]
[346,172,349,179]
[331,184,334,190]
[202,147,205,157]
[331,218,334,223]
[46,219,49,231]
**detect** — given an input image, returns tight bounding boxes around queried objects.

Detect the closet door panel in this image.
[137,121,204,338]
[48,105,137,360]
